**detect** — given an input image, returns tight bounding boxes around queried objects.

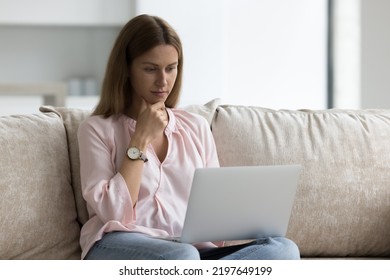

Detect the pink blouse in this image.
[77,108,220,259]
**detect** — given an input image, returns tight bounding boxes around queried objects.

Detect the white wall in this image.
[333,0,361,109]
[136,0,328,109]
[2,1,390,114]
[0,0,328,115]
[135,0,229,107]
[224,0,327,109]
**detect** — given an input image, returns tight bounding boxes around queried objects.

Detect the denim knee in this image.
[262,237,300,260]
[164,243,200,260]
[281,237,300,259]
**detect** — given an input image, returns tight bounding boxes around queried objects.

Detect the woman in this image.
[78,14,300,260]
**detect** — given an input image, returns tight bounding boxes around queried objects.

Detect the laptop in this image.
[176,164,302,244]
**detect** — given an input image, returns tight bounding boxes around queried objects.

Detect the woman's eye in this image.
[167,66,177,72]
[145,67,156,72]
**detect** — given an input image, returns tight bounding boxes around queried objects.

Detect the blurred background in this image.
[0,0,389,116]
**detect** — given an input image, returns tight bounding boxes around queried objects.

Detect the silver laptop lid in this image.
[180,165,301,244]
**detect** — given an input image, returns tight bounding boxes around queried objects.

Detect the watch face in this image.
[127,147,140,159]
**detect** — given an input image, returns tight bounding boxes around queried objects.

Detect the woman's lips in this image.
[152,91,168,97]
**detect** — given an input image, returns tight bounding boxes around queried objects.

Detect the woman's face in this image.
[130,44,179,106]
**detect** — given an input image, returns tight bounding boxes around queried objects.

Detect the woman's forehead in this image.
[135,44,179,65]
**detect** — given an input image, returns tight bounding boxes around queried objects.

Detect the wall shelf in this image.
[0,83,66,107]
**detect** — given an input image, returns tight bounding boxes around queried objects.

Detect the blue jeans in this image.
[84,232,300,260]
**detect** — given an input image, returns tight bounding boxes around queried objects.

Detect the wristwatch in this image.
[127,146,148,162]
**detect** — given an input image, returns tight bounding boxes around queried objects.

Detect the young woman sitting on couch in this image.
[77,14,300,260]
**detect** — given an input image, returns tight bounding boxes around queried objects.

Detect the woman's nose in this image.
[156,71,168,86]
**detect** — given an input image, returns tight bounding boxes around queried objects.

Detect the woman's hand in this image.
[131,99,168,149]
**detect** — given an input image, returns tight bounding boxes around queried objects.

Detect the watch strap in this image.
[139,151,148,162]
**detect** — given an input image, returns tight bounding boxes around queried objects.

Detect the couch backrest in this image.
[210,105,390,258]
[0,112,81,259]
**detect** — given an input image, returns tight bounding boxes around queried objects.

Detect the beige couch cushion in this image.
[184,98,221,124]
[212,105,390,257]
[40,106,91,226]
[0,113,80,259]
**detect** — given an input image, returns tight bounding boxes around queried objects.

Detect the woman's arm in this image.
[119,99,168,207]
[78,119,135,224]
[118,137,148,208]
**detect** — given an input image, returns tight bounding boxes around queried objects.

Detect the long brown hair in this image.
[92,14,183,117]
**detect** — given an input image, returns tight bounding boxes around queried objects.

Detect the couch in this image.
[1,99,389,259]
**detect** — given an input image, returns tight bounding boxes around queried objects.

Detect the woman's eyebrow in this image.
[141,62,159,66]
[141,62,178,66]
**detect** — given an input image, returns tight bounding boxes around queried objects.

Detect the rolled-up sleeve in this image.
[77,118,135,224]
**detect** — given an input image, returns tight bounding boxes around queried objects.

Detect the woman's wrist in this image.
[129,135,148,151]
